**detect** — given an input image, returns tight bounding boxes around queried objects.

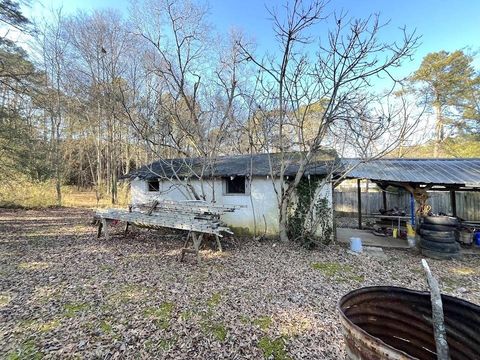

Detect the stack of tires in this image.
[419,216,460,259]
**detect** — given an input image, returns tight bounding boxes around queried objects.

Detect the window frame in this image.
[147,179,160,192]
[223,176,249,196]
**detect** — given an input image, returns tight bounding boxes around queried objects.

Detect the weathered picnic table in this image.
[95,200,240,263]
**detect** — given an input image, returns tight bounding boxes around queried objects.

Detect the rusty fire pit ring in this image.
[338,286,480,360]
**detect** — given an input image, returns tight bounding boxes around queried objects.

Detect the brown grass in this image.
[0,178,129,209]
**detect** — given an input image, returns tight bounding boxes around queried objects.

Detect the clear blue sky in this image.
[29,0,480,78]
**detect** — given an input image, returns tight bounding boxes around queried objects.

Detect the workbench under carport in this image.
[337,158,480,230]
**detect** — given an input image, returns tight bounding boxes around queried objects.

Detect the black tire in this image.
[421,248,460,260]
[420,223,458,232]
[419,238,460,253]
[421,234,457,243]
[419,229,456,241]
[423,216,460,227]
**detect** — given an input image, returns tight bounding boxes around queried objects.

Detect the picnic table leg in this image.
[97,219,103,238]
[102,218,109,240]
[179,232,192,262]
[179,232,206,264]
[193,233,203,264]
[215,235,223,252]
[124,222,130,235]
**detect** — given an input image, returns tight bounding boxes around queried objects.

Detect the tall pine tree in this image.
[412,50,479,157]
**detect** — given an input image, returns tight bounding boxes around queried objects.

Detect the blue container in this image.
[474,232,480,246]
[350,237,363,253]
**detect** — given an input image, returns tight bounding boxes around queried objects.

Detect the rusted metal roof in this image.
[126,153,480,186]
[126,151,336,180]
[343,158,480,186]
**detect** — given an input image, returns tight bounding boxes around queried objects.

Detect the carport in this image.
[339,158,480,229]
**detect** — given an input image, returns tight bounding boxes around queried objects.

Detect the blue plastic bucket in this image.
[474,232,480,247]
[350,237,363,253]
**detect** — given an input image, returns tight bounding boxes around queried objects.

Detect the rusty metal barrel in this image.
[338,286,480,360]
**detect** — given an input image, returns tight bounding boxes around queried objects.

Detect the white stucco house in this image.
[125,152,335,238]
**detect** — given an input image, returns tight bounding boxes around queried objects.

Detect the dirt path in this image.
[1,208,479,359]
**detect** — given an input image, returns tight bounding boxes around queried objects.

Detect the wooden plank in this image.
[96,211,228,236]
[368,215,410,220]
[215,235,223,252]
[422,259,450,359]
[134,201,241,215]
[96,198,237,239]
[102,211,220,224]
[147,200,159,215]
[114,210,216,224]
[193,233,203,264]
[179,232,204,264]
[96,199,238,265]
[181,249,197,254]
[179,232,192,262]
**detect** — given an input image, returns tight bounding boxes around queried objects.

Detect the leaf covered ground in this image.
[1,208,479,359]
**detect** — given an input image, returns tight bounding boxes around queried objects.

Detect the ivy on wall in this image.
[287,177,333,248]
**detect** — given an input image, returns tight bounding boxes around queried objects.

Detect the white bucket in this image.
[407,236,416,248]
[350,237,363,253]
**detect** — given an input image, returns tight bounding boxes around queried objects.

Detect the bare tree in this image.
[239,0,421,242]
[328,90,427,159]
[64,9,133,204]
[36,7,70,205]
[127,0,246,200]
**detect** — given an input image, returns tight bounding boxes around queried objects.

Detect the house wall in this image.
[130,176,333,237]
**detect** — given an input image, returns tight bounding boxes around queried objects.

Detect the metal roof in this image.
[127,151,336,180]
[343,158,480,186]
[126,154,480,187]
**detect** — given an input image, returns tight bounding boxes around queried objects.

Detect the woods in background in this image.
[1,0,479,213]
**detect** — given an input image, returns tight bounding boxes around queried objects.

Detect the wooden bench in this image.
[95,200,240,263]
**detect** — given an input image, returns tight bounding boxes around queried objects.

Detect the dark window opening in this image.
[226,176,246,194]
[148,180,160,192]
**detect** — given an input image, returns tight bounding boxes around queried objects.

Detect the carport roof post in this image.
[357,179,362,230]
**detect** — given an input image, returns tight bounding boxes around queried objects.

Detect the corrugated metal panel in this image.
[126,154,480,185]
[127,152,336,180]
[344,159,480,185]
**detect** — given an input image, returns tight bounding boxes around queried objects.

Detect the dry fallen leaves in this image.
[0,208,479,359]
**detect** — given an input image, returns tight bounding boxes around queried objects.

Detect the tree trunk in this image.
[106,137,111,196]
[278,190,290,242]
[125,142,130,175]
[50,114,62,206]
[110,114,117,204]
[96,104,102,199]
[55,122,62,206]
[434,102,443,158]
